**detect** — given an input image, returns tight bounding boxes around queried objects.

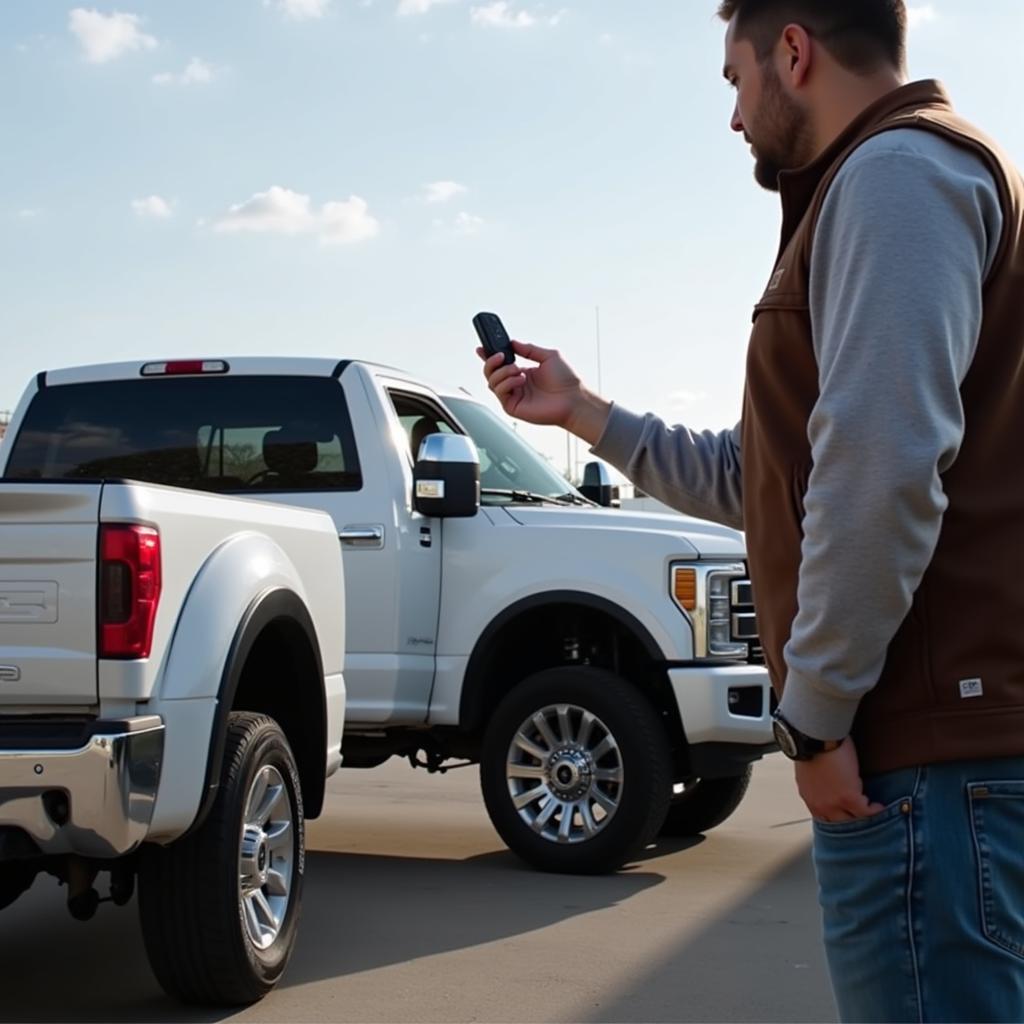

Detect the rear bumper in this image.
[0,717,164,859]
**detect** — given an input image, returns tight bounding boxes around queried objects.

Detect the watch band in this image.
[771,711,844,761]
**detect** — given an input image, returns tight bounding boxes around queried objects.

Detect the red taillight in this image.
[99,525,162,659]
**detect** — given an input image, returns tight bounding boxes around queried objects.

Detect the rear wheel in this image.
[480,667,672,875]
[659,765,753,837]
[138,712,304,1006]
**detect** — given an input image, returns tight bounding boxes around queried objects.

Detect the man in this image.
[480,2,1024,1020]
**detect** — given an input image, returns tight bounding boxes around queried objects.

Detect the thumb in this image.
[511,339,555,363]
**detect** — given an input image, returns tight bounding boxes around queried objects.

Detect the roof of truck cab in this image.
[40,356,473,401]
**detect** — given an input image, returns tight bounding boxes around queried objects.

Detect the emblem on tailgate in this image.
[0,666,20,683]
[0,583,59,624]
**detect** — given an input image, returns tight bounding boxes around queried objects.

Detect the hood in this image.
[500,505,747,559]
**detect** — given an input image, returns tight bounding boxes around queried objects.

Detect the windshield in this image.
[445,397,579,503]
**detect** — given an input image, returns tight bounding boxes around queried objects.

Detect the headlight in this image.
[670,562,754,660]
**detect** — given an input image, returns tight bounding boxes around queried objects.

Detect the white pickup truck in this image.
[0,370,347,1005]
[1,355,773,885]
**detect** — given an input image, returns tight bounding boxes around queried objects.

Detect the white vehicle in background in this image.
[2,356,774,885]
[0,367,347,1006]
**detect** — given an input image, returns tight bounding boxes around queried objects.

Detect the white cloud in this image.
[68,8,157,64]
[321,197,380,245]
[265,0,332,20]
[153,57,214,86]
[213,186,379,245]
[422,180,468,204]
[132,195,173,219]
[17,208,41,219]
[454,212,485,235]
[471,2,534,28]
[397,0,457,14]
[669,390,709,407]
[907,4,938,27]
[215,187,315,235]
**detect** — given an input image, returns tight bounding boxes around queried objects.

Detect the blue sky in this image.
[3,1,1023,474]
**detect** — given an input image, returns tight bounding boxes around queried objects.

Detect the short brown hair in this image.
[718,0,907,73]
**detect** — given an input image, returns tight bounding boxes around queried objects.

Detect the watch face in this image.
[772,717,799,759]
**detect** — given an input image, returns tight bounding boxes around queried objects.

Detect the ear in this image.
[779,23,813,88]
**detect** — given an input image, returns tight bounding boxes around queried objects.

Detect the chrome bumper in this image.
[0,717,164,859]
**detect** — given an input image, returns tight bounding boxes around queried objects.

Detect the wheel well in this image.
[460,599,686,763]
[232,617,327,818]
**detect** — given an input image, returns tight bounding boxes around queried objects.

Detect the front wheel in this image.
[480,667,672,875]
[138,712,304,1006]
[659,765,753,837]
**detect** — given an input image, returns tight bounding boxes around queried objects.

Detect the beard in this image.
[748,62,815,192]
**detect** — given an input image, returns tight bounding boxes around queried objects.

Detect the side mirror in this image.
[580,461,616,507]
[413,434,480,519]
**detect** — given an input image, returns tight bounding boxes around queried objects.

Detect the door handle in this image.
[340,525,385,549]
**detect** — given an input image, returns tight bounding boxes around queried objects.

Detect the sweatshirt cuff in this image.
[590,404,647,468]
[778,669,861,742]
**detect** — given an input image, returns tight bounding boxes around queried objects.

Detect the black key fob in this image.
[473,312,515,366]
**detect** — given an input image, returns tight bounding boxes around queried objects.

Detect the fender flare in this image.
[458,590,666,732]
[183,587,327,836]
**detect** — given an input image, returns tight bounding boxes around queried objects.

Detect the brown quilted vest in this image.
[742,80,1024,775]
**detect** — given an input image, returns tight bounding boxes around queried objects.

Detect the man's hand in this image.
[478,340,611,444]
[794,738,885,823]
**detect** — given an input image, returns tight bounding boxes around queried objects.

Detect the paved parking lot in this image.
[0,754,835,1023]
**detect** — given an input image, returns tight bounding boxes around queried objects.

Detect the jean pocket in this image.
[813,796,912,838]
[969,781,1024,960]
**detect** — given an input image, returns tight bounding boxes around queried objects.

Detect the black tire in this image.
[659,764,753,837]
[480,667,672,875]
[138,712,305,1006]
[0,862,37,912]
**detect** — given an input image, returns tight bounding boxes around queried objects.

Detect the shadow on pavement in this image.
[578,842,836,1024]
[0,846,666,1023]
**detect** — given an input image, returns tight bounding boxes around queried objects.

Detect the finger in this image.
[510,339,554,362]
[842,793,886,819]
[481,352,507,374]
[494,374,527,400]
[488,364,526,388]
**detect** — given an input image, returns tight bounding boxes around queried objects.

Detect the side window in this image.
[388,391,459,462]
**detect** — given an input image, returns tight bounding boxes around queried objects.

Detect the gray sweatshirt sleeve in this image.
[592,406,744,530]
[778,131,1004,740]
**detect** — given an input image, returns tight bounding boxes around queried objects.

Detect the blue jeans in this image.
[813,757,1024,1023]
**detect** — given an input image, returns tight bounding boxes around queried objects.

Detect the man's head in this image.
[719,0,908,189]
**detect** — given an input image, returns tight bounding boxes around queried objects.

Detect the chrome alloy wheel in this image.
[238,765,294,951]
[505,703,625,844]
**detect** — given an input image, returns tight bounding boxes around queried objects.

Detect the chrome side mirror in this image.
[580,460,617,507]
[413,434,481,519]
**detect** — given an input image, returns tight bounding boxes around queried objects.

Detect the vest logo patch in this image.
[767,267,786,291]
[959,678,984,699]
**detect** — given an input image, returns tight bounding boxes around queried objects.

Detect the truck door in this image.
[312,377,447,725]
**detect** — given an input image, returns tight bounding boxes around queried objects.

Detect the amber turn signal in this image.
[674,568,697,611]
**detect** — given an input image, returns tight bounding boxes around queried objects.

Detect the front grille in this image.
[730,578,764,665]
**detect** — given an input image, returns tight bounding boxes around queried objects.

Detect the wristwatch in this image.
[771,710,844,762]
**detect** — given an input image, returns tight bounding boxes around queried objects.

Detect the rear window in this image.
[3,376,362,493]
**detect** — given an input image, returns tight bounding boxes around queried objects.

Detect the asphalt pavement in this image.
[0,753,836,1023]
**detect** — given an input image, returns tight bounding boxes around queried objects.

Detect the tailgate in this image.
[0,484,101,706]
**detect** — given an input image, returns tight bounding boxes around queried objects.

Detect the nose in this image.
[730,101,744,135]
